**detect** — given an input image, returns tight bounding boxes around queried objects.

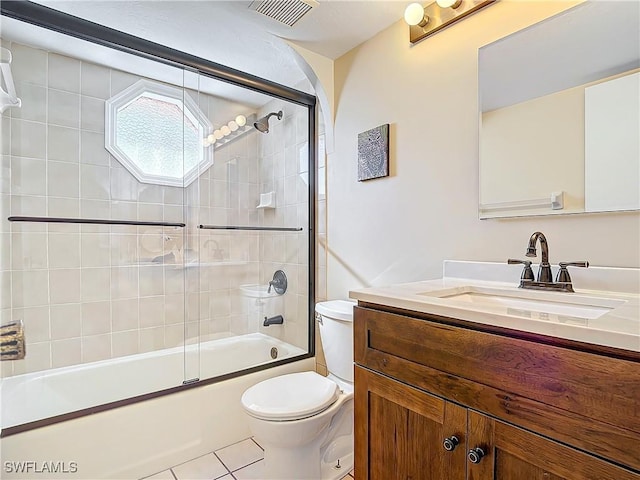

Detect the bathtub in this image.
[1,332,306,430]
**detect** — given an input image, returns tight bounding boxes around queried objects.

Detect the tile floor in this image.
[142,437,355,480]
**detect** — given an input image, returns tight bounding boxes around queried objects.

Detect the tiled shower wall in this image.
[250,97,311,351]
[0,41,279,377]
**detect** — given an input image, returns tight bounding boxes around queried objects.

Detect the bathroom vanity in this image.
[350,262,640,479]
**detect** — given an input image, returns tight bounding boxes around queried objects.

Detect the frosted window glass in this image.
[116,94,200,181]
[106,79,212,187]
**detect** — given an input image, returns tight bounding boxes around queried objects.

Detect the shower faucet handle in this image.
[267,270,288,295]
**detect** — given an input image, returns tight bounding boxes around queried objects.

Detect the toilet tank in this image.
[316,300,355,383]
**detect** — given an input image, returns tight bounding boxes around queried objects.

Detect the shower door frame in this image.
[0,0,317,437]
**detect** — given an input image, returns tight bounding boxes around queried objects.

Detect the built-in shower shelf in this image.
[256,191,276,209]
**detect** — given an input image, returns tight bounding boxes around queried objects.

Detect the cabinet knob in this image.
[443,435,459,452]
[468,447,485,464]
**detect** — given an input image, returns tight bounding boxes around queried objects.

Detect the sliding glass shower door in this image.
[0,7,314,434]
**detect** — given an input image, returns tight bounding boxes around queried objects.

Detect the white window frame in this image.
[105,79,213,187]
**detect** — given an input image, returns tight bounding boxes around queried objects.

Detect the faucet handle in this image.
[557,261,589,283]
[507,259,534,281]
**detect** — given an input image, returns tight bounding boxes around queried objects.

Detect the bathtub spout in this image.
[263,315,284,327]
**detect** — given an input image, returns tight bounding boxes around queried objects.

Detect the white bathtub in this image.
[1,332,306,430]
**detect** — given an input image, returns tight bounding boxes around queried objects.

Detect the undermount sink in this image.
[419,286,627,321]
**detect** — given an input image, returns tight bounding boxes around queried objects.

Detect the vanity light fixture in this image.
[404,0,495,44]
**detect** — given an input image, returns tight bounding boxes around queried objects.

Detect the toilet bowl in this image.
[240,300,355,480]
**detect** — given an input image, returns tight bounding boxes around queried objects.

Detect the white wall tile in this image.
[81,62,110,99]
[48,125,80,163]
[81,164,110,200]
[139,296,164,328]
[80,96,105,132]
[80,199,110,219]
[14,341,51,374]
[48,233,81,268]
[112,330,139,357]
[48,197,80,218]
[111,201,138,222]
[48,53,80,93]
[0,116,9,157]
[80,130,109,166]
[0,233,9,272]
[49,268,81,304]
[13,306,50,343]
[11,43,47,87]
[110,70,137,96]
[0,271,11,311]
[110,165,139,201]
[48,89,80,128]
[139,265,164,297]
[112,298,139,332]
[50,303,82,340]
[111,266,138,300]
[139,326,164,353]
[81,233,111,267]
[11,233,47,270]
[48,161,80,198]
[111,234,137,266]
[11,119,46,159]
[12,83,47,123]
[51,338,81,368]
[81,301,111,335]
[81,333,111,363]
[81,267,111,302]
[10,157,46,196]
[0,156,9,195]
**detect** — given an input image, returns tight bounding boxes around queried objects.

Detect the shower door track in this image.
[8,216,186,228]
[198,225,303,232]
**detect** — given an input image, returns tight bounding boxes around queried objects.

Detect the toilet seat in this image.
[241,371,339,421]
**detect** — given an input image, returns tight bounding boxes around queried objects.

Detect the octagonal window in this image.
[106,79,213,187]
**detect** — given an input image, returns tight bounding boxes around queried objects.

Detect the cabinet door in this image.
[467,410,639,480]
[355,366,466,480]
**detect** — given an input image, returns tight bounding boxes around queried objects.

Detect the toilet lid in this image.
[241,371,339,421]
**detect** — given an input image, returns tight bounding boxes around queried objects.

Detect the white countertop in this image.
[349,262,640,353]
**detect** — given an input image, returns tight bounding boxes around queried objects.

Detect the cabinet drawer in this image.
[354,305,640,471]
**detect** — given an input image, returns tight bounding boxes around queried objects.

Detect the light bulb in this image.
[235,115,247,127]
[221,125,231,136]
[436,0,462,8]
[207,134,215,143]
[404,3,428,27]
[228,120,239,132]
[213,129,223,140]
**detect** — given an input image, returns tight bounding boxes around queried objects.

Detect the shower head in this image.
[254,110,283,134]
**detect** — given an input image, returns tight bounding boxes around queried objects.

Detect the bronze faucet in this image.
[508,231,589,293]
[526,231,553,282]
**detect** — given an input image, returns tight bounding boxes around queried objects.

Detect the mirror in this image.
[478,1,640,219]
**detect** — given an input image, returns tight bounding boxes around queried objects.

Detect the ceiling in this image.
[29,0,407,89]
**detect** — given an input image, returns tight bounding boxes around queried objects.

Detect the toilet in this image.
[241,300,355,480]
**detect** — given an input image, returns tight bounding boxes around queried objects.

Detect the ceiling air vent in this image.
[249,0,319,27]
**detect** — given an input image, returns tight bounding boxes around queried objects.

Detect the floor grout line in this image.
[250,436,263,451]
[231,457,263,473]
[212,450,230,474]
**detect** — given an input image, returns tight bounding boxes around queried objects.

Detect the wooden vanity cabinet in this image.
[354,305,640,480]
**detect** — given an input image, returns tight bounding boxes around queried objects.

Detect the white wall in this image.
[327,1,640,299]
